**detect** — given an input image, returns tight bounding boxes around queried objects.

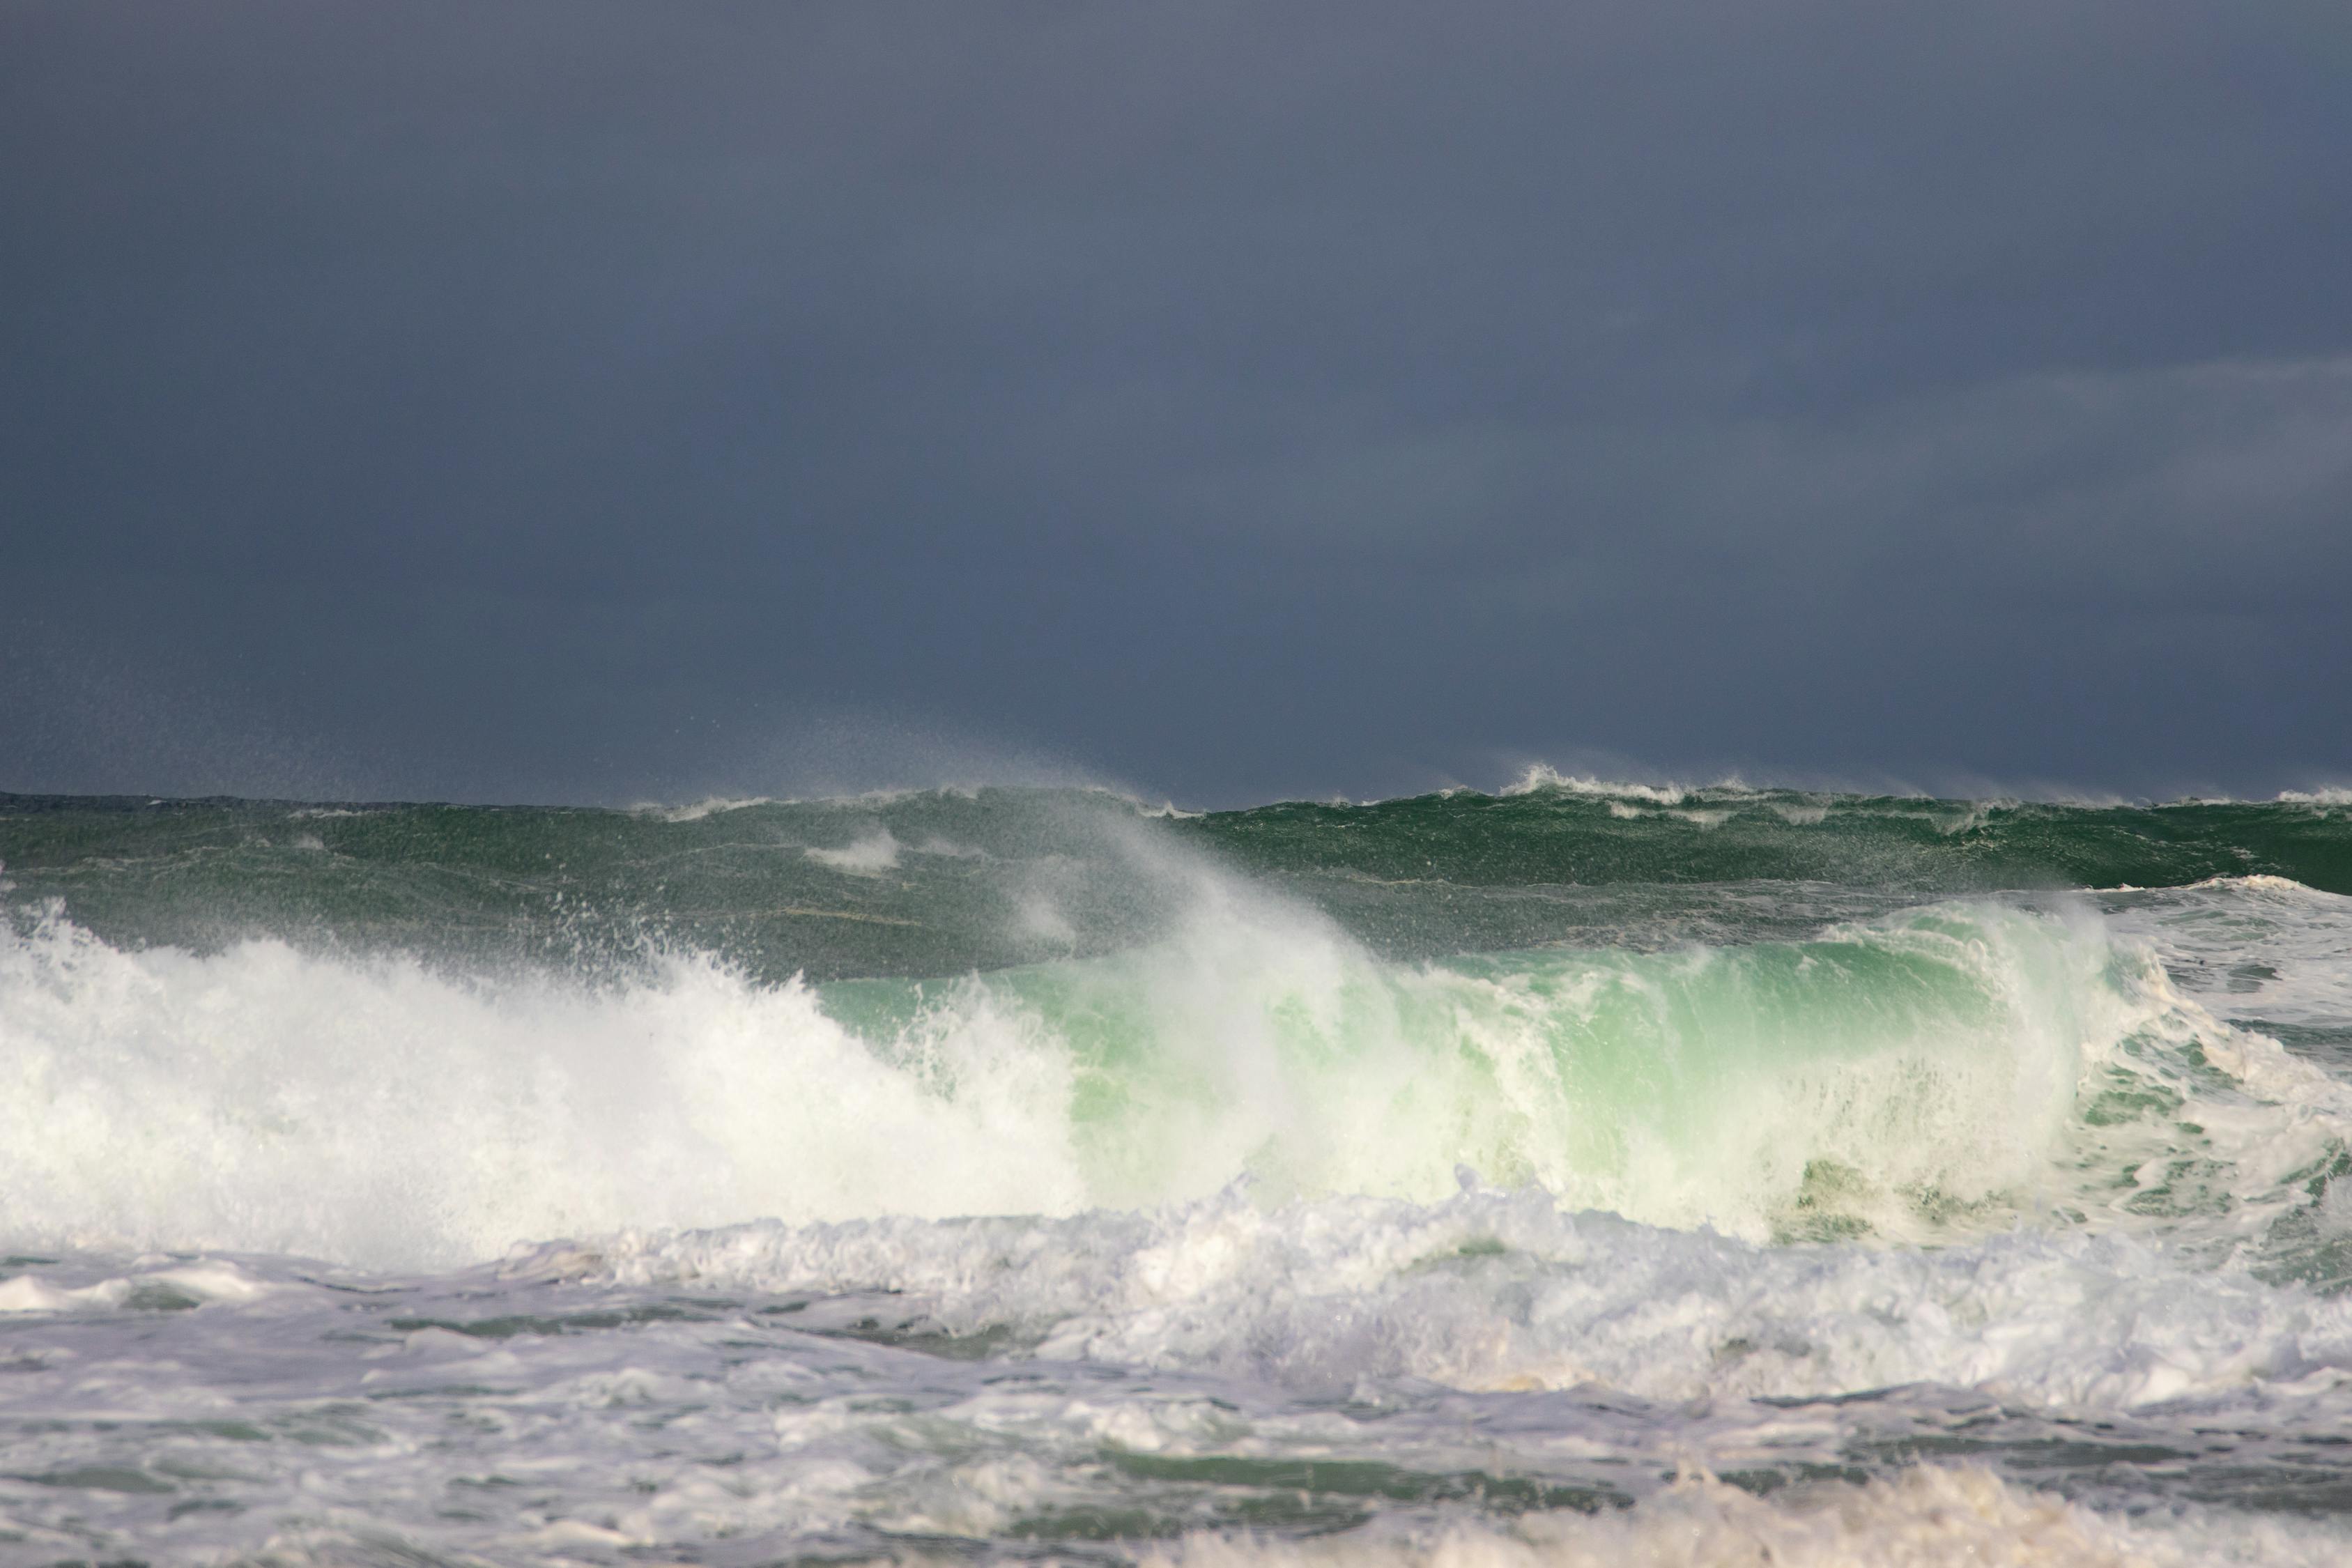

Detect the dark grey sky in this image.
[5,1,2349,806]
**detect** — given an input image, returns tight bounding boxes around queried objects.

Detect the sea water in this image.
[3,777,2351,1565]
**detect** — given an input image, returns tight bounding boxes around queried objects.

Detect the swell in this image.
[1184,784,2352,901]
[4,786,2347,990]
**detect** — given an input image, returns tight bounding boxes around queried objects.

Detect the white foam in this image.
[0,906,1086,1268]
[585,1183,2352,1410]
[1500,767,1692,804]
[635,794,774,822]
[805,827,903,873]
[2185,874,2321,893]
[2109,877,2352,1036]
[1147,1466,2347,1568]
[0,1258,281,1314]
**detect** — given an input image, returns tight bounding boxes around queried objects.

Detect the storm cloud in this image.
[4,1,2348,803]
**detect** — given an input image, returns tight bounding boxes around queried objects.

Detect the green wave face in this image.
[823,900,2333,1251]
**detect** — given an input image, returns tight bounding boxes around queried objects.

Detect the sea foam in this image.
[1148,1466,2349,1568]
[564,1182,2352,1409]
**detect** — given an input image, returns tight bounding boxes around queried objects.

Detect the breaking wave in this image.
[2,880,2339,1270]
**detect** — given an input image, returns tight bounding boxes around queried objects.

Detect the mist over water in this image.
[5,778,2352,1562]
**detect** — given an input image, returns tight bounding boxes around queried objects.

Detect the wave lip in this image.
[633,794,775,822]
[1499,766,1702,803]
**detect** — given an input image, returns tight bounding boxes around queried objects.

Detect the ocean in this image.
[4,772,2352,1565]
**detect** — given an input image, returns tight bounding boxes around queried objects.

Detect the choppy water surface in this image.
[4,776,2352,1565]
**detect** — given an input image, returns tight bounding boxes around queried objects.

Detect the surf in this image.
[3,875,2337,1271]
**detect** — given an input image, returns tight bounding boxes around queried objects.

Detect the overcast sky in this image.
[5,1,2348,806]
